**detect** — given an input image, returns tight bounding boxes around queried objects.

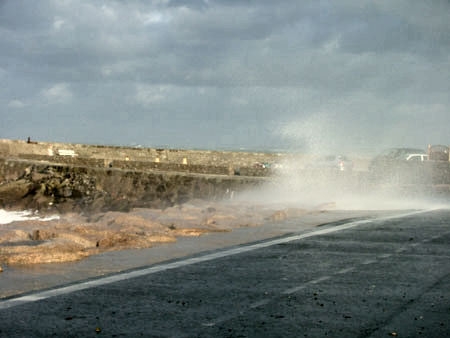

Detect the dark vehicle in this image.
[369,147,427,172]
[406,153,428,161]
[369,148,430,184]
[307,155,353,172]
[428,145,449,161]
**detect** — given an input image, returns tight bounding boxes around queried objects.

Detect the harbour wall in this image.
[0,139,278,211]
[0,139,284,171]
[1,139,449,213]
[0,158,267,212]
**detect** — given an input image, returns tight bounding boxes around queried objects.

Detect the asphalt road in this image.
[0,208,449,337]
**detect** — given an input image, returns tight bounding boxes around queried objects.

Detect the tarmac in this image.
[1,208,449,337]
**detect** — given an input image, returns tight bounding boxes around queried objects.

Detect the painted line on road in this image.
[361,259,377,265]
[0,209,434,310]
[309,275,331,284]
[283,275,333,295]
[337,267,356,274]
[249,299,271,309]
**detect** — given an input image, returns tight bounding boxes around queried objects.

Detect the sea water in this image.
[0,209,59,225]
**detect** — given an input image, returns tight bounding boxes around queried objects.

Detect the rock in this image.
[270,210,288,222]
[30,229,41,241]
[0,159,265,214]
[0,180,34,207]
[0,199,327,266]
[30,194,54,210]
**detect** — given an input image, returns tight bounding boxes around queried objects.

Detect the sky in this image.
[1,0,449,154]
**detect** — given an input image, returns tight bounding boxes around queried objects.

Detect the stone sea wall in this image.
[0,138,284,170]
[0,139,281,213]
[0,158,267,213]
[1,138,450,214]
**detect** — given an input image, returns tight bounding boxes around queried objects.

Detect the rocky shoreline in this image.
[2,140,449,269]
[0,158,268,213]
[0,157,320,268]
[0,199,322,266]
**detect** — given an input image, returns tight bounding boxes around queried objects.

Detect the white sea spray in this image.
[0,209,60,225]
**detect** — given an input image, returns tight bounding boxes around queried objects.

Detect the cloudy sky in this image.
[1,0,449,154]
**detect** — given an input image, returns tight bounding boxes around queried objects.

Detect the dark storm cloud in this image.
[0,0,449,151]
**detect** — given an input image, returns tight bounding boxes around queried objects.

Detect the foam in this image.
[235,114,450,211]
[0,209,59,225]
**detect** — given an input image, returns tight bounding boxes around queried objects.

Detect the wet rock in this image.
[270,210,288,222]
[0,200,325,265]
[0,160,266,214]
[0,180,34,208]
[0,160,332,266]
[30,230,41,241]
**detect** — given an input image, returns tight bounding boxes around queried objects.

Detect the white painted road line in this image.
[0,209,433,310]
[283,284,308,295]
[337,267,356,274]
[362,259,377,265]
[309,276,331,284]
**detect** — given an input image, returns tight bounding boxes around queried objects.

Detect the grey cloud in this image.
[0,0,449,152]
[0,1,52,31]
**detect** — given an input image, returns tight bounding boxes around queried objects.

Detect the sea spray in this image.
[0,209,59,225]
[236,114,449,210]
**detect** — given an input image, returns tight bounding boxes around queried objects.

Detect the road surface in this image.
[0,208,449,337]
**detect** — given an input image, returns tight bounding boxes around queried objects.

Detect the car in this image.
[369,147,427,171]
[307,155,353,172]
[428,145,449,161]
[406,153,429,161]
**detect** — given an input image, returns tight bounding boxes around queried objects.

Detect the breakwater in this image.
[0,139,275,212]
[0,138,284,176]
[0,158,267,212]
[1,138,450,213]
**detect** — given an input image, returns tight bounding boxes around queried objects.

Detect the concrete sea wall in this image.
[0,158,267,212]
[1,138,450,213]
[0,138,284,172]
[0,139,275,212]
